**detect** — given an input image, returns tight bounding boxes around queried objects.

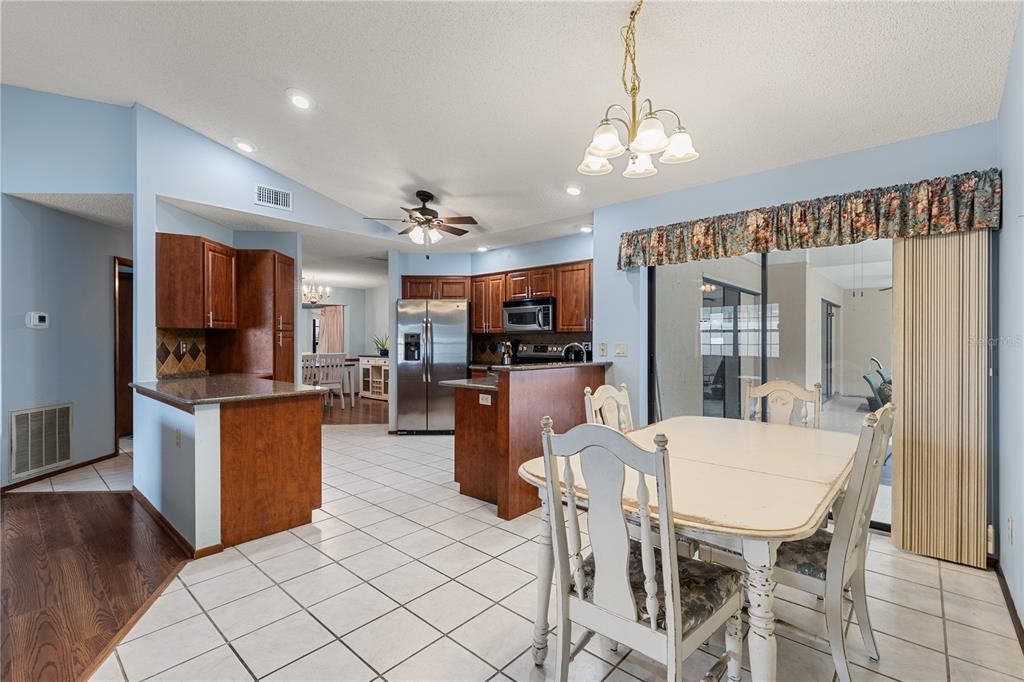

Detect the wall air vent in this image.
[255,184,293,211]
[9,403,72,481]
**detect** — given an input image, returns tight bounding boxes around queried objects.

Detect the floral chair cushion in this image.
[774,528,833,581]
[579,540,741,636]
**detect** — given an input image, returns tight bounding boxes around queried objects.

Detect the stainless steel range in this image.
[515,341,592,364]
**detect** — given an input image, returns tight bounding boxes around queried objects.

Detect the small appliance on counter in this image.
[502,297,555,332]
[515,341,592,364]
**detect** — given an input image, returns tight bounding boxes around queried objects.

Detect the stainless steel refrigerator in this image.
[396,299,469,433]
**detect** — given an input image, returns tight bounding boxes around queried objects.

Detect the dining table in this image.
[517,415,859,682]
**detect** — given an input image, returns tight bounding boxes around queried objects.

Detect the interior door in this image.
[115,266,133,438]
[426,299,468,431]
[204,241,237,328]
[397,300,428,431]
[274,254,295,331]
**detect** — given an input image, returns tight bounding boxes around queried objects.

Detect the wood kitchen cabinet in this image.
[206,249,296,382]
[157,233,238,329]
[555,261,592,332]
[470,274,506,333]
[402,276,471,300]
[506,267,553,300]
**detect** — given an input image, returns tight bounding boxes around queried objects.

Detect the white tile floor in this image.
[11,451,134,492]
[76,423,1021,681]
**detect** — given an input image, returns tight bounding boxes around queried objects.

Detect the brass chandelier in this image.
[577,0,698,179]
[301,278,331,305]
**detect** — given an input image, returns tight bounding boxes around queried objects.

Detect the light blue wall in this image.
[471,233,593,274]
[156,200,234,246]
[593,121,1001,427]
[1,196,132,485]
[1,85,135,194]
[997,8,1024,622]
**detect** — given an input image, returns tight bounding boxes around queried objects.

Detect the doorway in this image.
[114,257,133,452]
[821,299,840,400]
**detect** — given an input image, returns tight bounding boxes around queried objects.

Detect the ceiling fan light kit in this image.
[364,189,477,250]
[579,0,699,179]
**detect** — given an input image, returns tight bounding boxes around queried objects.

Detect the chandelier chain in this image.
[620,0,644,99]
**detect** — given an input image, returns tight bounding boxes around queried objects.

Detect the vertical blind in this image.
[891,230,991,567]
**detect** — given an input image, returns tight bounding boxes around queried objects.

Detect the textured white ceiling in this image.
[1,1,1018,253]
[9,193,133,230]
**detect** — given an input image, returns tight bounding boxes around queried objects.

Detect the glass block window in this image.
[700,303,779,358]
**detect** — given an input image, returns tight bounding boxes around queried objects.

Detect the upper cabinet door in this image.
[156,233,205,328]
[506,271,531,300]
[555,261,592,332]
[403,276,436,300]
[273,253,295,331]
[529,268,555,298]
[486,275,506,332]
[470,277,488,333]
[437,277,470,300]
[203,241,238,329]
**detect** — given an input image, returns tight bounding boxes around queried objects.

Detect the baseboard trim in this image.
[131,487,221,560]
[994,561,1024,655]
[1,452,119,493]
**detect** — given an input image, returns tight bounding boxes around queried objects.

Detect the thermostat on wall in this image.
[25,312,49,329]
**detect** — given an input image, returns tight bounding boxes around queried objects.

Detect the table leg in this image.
[743,540,779,682]
[532,490,553,666]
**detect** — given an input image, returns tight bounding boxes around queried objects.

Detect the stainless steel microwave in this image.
[502,297,555,332]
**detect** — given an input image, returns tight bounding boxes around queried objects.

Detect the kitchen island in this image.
[440,362,610,519]
[131,374,325,557]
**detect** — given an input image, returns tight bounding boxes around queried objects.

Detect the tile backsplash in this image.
[156,328,207,377]
[471,332,592,364]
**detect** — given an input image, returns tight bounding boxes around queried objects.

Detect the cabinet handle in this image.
[207,311,213,327]
[278,315,283,329]
[277,332,283,347]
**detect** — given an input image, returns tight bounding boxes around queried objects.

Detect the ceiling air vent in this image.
[255,184,293,211]
[9,403,72,481]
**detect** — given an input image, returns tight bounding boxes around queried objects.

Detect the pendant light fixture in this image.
[577,0,699,178]
[301,278,331,305]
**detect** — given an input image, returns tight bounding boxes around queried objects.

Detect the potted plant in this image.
[373,335,389,357]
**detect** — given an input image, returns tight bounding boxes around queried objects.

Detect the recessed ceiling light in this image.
[579,225,593,233]
[565,182,583,196]
[476,246,489,252]
[232,137,256,153]
[286,88,315,110]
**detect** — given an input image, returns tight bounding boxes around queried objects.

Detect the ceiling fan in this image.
[365,190,478,246]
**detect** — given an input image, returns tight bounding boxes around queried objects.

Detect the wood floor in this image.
[321,394,388,425]
[1,493,187,682]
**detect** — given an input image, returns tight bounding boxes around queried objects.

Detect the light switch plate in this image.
[598,343,608,357]
[479,394,492,406]
[614,344,628,357]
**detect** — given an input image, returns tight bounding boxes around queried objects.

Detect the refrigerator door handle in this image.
[421,319,428,383]
[425,318,433,383]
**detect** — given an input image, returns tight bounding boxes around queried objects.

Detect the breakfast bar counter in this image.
[441,362,610,519]
[132,374,326,557]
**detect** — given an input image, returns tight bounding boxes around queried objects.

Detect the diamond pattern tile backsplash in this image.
[157,328,207,377]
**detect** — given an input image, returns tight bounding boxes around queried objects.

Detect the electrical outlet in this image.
[180,341,187,354]
[614,344,628,357]
[598,343,608,357]
[479,394,492,406]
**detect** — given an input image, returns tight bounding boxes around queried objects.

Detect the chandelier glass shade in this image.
[301,279,331,305]
[578,0,698,179]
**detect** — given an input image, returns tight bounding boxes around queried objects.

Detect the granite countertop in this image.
[132,373,326,406]
[490,361,612,372]
[439,377,500,391]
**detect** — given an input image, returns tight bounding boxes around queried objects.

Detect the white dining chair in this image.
[318,353,349,408]
[584,384,635,433]
[709,404,895,682]
[301,353,318,386]
[743,378,822,428]
[540,418,744,682]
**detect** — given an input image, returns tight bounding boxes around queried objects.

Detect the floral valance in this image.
[617,168,1002,269]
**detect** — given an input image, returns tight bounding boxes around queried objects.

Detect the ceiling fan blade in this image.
[401,207,425,221]
[436,224,469,237]
[397,226,417,235]
[441,216,478,225]
[364,217,408,222]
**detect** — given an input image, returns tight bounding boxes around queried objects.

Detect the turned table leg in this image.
[743,540,779,682]
[532,489,554,666]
